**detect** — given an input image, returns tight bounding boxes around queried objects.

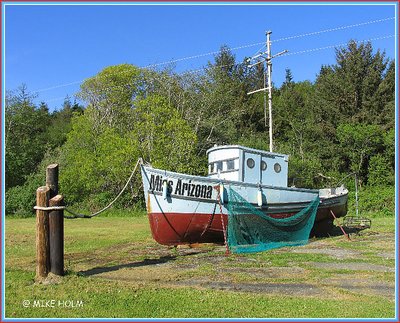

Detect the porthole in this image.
[274,163,281,173]
[246,158,255,169]
[261,161,267,171]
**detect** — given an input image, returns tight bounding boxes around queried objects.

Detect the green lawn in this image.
[4,213,396,319]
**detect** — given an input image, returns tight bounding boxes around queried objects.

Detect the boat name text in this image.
[149,175,213,199]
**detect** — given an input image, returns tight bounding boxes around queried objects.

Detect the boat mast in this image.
[247,31,287,153]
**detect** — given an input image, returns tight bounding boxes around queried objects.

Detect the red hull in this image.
[148,212,308,245]
[148,201,347,245]
[148,212,226,245]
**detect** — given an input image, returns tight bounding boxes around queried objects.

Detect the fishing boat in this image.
[140,144,348,246]
[140,31,348,246]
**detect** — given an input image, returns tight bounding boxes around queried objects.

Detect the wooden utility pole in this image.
[247,31,288,153]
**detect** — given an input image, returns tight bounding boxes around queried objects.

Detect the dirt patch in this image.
[338,284,394,299]
[376,252,395,260]
[321,277,395,299]
[292,246,363,259]
[309,262,394,272]
[221,266,308,279]
[174,279,323,296]
[69,231,395,300]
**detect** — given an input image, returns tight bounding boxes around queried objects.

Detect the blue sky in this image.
[3,2,397,110]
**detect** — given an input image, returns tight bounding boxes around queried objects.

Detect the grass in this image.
[5,269,393,318]
[4,211,396,319]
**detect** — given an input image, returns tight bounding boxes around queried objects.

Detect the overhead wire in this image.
[42,33,395,104]
[272,17,395,43]
[31,16,395,101]
[280,35,395,57]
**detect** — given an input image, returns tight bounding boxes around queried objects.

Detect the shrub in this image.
[347,185,395,217]
[5,172,43,217]
[367,154,394,186]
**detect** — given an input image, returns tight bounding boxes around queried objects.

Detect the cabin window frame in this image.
[226,159,235,171]
[208,157,239,175]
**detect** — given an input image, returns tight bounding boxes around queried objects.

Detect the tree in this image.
[60,108,140,205]
[77,64,143,133]
[314,40,392,126]
[45,96,84,150]
[133,95,200,174]
[282,68,294,88]
[336,123,383,184]
[5,85,51,189]
[274,80,315,160]
[60,92,200,206]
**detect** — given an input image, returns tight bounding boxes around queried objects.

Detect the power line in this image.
[42,33,395,105]
[183,34,395,75]
[144,41,266,69]
[273,17,395,43]
[35,80,83,93]
[32,16,395,96]
[281,35,395,57]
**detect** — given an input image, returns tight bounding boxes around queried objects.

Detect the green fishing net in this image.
[226,187,319,254]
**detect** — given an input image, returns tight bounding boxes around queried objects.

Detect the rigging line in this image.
[273,17,395,43]
[64,158,143,219]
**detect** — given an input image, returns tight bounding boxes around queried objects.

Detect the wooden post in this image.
[36,186,50,280]
[46,164,59,198]
[49,195,64,276]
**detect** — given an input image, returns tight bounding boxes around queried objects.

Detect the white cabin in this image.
[206,145,289,187]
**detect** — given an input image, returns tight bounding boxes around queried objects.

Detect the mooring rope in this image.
[34,206,66,211]
[63,158,143,219]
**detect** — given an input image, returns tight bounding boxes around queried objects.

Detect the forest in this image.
[5,40,395,217]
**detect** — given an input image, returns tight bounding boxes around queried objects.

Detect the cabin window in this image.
[216,161,223,172]
[246,158,255,169]
[274,162,281,173]
[261,161,267,171]
[226,160,235,171]
[209,158,238,174]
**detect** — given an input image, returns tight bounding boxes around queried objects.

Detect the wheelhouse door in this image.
[243,152,260,184]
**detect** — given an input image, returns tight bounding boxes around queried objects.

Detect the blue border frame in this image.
[1,1,398,322]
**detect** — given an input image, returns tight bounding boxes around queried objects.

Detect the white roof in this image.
[206,145,289,159]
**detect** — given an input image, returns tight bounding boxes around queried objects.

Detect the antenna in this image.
[247,31,288,153]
